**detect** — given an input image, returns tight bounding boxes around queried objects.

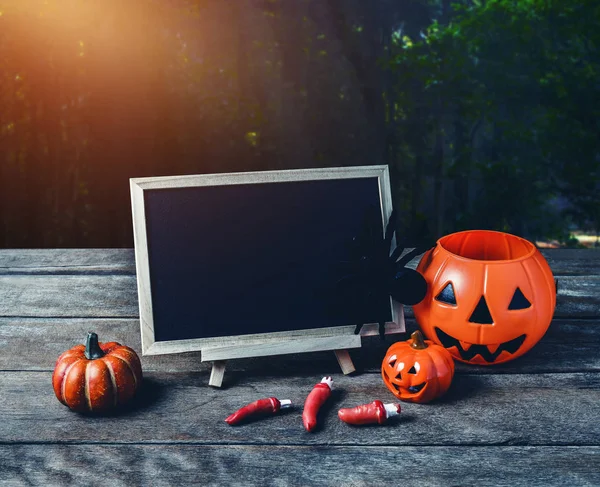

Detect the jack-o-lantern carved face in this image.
[381,331,455,403]
[413,230,557,365]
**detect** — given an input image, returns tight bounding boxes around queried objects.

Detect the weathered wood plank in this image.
[539,248,600,276]
[0,275,139,317]
[553,277,600,317]
[0,318,598,374]
[0,317,204,372]
[0,445,598,487]
[0,249,136,275]
[1,248,598,276]
[1,371,598,446]
[0,274,597,318]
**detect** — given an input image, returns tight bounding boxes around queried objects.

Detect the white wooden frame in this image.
[130,165,404,385]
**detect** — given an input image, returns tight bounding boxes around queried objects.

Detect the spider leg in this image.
[379,320,386,340]
[389,229,414,261]
[396,245,434,268]
[384,209,398,251]
[356,204,384,246]
[335,274,358,286]
[352,286,376,335]
[353,306,368,335]
[389,244,406,264]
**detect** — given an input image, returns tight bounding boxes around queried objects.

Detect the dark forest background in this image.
[0,0,598,248]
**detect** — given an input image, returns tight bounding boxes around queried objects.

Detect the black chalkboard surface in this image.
[131,166,400,374]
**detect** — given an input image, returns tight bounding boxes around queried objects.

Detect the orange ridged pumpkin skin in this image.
[413,230,556,365]
[52,333,143,413]
[381,331,454,404]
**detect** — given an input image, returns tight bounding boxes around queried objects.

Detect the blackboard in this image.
[130,166,401,360]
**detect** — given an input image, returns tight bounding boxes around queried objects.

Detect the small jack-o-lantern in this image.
[413,230,556,365]
[381,330,455,403]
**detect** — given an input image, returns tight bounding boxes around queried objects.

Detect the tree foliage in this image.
[392,0,600,240]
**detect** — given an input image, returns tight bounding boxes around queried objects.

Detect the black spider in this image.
[334,206,430,339]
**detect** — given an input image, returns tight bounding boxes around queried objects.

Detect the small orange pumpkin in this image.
[52,332,143,413]
[381,331,454,404]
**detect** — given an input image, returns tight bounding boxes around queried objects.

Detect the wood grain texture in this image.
[334,349,356,374]
[130,179,156,356]
[0,249,136,275]
[0,445,598,487]
[1,318,598,374]
[1,371,599,446]
[208,361,227,388]
[143,324,365,357]
[0,275,139,317]
[201,334,361,362]
[539,248,600,276]
[131,165,391,190]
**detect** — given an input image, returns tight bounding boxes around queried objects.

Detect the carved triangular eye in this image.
[435,282,456,305]
[509,287,531,310]
[469,296,494,324]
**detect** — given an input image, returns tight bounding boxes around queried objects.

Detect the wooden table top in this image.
[0,248,599,486]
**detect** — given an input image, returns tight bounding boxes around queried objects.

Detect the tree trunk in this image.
[326,0,387,166]
[433,123,445,239]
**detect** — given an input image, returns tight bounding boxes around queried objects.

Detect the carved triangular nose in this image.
[469,296,494,324]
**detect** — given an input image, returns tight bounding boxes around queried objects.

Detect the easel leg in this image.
[334,349,356,375]
[209,360,227,388]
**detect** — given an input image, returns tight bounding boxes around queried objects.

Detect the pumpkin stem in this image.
[410,330,428,350]
[84,332,105,360]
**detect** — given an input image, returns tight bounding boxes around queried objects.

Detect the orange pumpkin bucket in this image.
[412,230,556,365]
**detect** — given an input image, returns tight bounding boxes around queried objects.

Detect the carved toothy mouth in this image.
[390,382,426,395]
[408,383,426,393]
[435,327,526,363]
